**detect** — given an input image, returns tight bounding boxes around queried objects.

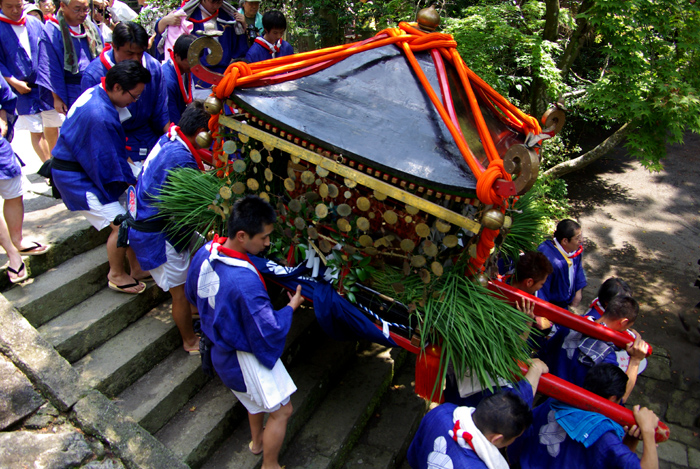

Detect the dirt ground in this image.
[564,132,700,385]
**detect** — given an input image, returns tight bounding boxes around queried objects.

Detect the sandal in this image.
[8,262,29,284]
[19,241,50,256]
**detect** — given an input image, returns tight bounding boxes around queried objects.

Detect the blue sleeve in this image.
[0,76,18,114]
[574,258,587,292]
[153,64,170,129]
[166,79,181,124]
[280,41,294,57]
[37,27,67,102]
[594,432,641,469]
[0,40,14,79]
[509,379,534,408]
[80,59,102,92]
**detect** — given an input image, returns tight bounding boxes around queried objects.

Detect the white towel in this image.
[449,407,509,469]
[237,351,297,410]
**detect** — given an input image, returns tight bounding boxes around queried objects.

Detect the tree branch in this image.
[542,123,635,179]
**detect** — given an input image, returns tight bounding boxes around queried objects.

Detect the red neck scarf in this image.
[48,15,84,36]
[568,244,584,259]
[99,43,114,70]
[168,124,205,170]
[255,37,280,55]
[0,13,26,26]
[168,48,193,104]
[451,420,476,451]
[211,235,267,290]
[189,8,217,23]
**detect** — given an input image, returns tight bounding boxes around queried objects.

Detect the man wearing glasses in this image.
[37,0,103,114]
[51,60,152,295]
[81,21,170,177]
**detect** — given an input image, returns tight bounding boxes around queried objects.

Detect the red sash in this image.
[168,49,193,104]
[168,124,205,170]
[48,16,85,36]
[254,37,280,55]
[0,14,26,26]
[99,43,114,70]
[189,9,217,23]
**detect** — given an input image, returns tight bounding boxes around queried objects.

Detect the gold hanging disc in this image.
[246,178,259,191]
[315,204,328,219]
[259,192,270,202]
[238,132,249,143]
[233,159,246,173]
[222,140,237,154]
[232,182,245,194]
[436,219,451,233]
[253,167,258,174]
[284,178,296,192]
[267,156,274,163]
[264,168,273,182]
[319,183,329,198]
[344,191,352,199]
[286,167,296,180]
[400,239,415,252]
[383,210,398,224]
[263,140,275,151]
[431,261,444,277]
[316,166,329,177]
[294,217,306,230]
[344,178,357,188]
[469,244,478,258]
[373,190,387,201]
[415,223,430,238]
[288,199,302,212]
[405,215,413,223]
[423,241,438,257]
[301,171,315,185]
[411,255,427,268]
[420,269,431,284]
[356,197,371,211]
[406,205,420,215]
[320,239,331,253]
[337,218,352,232]
[219,186,232,200]
[364,246,378,256]
[250,149,262,163]
[290,154,301,164]
[368,212,375,219]
[307,226,318,239]
[337,204,352,217]
[443,235,459,248]
[328,184,339,198]
[359,235,373,247]
[265,184,271,192]
[356,217,370,231]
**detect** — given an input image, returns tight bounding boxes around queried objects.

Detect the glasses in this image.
[69,6,91,13]
[126,89,141,101]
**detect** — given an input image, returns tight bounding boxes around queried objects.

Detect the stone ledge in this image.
[71,390,189,469]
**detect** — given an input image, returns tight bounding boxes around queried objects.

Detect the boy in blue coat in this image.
[508,363,660,469]
[537,219,586,309]
[162,34,196,125]
[186,195,304,468]
[245,10,294,63]
[128,102,209,354]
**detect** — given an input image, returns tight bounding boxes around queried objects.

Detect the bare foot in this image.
[16,241,49,256]
[183,337,200,354]
[249,441,263,455]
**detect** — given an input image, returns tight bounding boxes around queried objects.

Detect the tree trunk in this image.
[542,123,635,179]
[530,0,560,119]
[558,0,594,79]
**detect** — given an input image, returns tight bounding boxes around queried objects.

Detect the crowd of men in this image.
[0,0,663,467]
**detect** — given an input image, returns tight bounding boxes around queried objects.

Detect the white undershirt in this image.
[0,12,31,58]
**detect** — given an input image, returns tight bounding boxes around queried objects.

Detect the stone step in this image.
[0,198,109,292]
[38,282,168,363]
[280,342,403,469]
[341,354,428,469]
[4,246,109,328]
[73,302,181,397]
[201,335,358,469]
[155,307,330,469]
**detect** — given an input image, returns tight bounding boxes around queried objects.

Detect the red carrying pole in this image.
[518,363,670,443]
[487,281,652,356]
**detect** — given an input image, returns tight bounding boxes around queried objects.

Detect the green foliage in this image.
[499,191,550,263]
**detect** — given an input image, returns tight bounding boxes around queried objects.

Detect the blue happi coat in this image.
[155,8,248,86]
[0,14,53,116]
[508,398,640,469]
[537,240,587,308]
[407,380,534,469]
[162,60,192,125]
[37,19,103,109]
[185,242,293,392]
[81,48,169,162]
[244,39,294,63]
[0,76,21,180]
[51,84,134,210]
[129,134,198,271]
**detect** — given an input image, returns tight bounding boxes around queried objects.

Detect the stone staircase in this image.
[1,178,429,468]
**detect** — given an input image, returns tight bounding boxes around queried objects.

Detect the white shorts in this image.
[149,241,190,291]
[0,174,26,200]
[232,390,290,415]
[129,160,143,179]
[14,110,65,132]
[79,192,126,231]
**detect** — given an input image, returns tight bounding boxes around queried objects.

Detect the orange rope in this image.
[203,22,542,271]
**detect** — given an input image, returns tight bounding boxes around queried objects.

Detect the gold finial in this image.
[416,5,440,32]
